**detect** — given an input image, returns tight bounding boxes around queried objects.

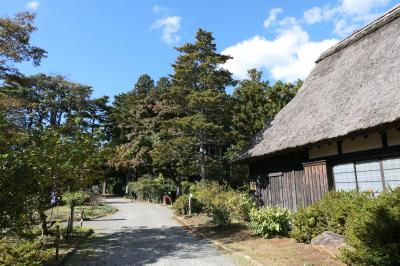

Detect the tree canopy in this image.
[0,11,302,236]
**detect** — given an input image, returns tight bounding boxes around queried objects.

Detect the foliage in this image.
[180,180,194,195]
[149,28,236,187]
[229,70,301,157]
[249,206,291,238]
[341,188,400,266]
[108,29,300,195]
[291,190,370,243]
[191,181,236,227]
[227,192,256,222]
[172,194,203,216]
[62,191,90,207]
[0,237,54,266]
[0,79,108,235]
[0,12,46,77]
[127,175,175,202]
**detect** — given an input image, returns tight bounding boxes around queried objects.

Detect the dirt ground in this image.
[179,215,345,266]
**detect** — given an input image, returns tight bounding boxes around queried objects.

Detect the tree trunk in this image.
[200,143,206,180]
[39,210,48,236]
[66,205,74,239]
[102,181,107,195]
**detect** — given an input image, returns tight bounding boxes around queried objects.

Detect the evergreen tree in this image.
[151,29,235,187]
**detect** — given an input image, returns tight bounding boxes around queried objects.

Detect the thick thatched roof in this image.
[236,4,400,163]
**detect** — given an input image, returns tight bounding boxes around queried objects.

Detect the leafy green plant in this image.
[341,187,400,266]
[191,181,235,227]
[227,192,256,222]
[291,190,370,243]
[127,175,175,202]
[249,206,291,238]
[62,191,90,207]
[0,237,54,266]
[172,195,203,216]
[180,181,194,195]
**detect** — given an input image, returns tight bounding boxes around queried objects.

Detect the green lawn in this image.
[46,203,117,222]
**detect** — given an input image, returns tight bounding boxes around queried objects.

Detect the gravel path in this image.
[66,197,237,266]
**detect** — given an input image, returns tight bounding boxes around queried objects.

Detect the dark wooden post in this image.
[55,224,60,261]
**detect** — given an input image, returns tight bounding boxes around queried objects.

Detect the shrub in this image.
[191,181,234,227]
[127,175,175,202]
[180,180,194,195]
[341,187,400,265]
[172,195,203,216]
[209,208,231,228]
[62,191,90,207]
[249,206,291,238]
[0,237,54,266]
[291,190,370,243]
[227,192,256,222]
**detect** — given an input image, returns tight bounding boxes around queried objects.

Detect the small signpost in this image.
[188,193,193,217]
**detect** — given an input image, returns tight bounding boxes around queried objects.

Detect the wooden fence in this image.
[258,161,329,212]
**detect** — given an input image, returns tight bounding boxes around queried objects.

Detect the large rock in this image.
[311,231,347,257]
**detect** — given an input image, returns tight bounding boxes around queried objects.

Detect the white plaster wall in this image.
[309,142,338,159]
[342,133,382,154]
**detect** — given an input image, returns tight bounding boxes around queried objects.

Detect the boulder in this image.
[311,231,347,257]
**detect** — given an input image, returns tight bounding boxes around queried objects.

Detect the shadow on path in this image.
[66,225,226,265]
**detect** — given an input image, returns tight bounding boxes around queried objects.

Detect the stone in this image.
[311,231,347,257]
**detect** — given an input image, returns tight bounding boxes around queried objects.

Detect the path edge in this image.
[174,216,263,266]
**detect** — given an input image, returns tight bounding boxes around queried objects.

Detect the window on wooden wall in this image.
[332,157,400,193]
[382,158,400,188]
[333,163,357,191]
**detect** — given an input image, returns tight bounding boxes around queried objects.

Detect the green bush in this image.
[127,175,175,202]
[0,237,54,266]
[249,206,291,238]
[62,191,90,207]
[209,208,231,228]
[291,190,370,243]
[191,181,235,227]
[172,195,203,216]
[180,180,194,195]
[227,192,256,222]
[341,187,400,266]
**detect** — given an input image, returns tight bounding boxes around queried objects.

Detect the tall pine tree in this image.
[151,29,235,189]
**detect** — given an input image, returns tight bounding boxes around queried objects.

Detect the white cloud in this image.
[278,16,300,27]
[263,8,283,28]
[26,1,39,10]
[221,0,392,82]
[303,0,393,37]
[222,26,338,82]
[333,19,358,36]
[340,0,391,15]
[304,7,323,24]
[152,16,182,45]
[152,5,170,13]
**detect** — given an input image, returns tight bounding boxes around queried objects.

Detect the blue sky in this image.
[1,0,397,98]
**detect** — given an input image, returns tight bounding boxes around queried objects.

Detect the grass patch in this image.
[178,214,345,266]
[46,203,117,222]
[1,225,93,266]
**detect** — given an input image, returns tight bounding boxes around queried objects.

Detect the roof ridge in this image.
[316,3,400,63]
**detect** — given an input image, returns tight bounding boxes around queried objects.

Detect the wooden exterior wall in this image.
[257,161,329,212]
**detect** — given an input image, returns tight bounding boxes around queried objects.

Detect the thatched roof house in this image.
[237,5,400,211]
